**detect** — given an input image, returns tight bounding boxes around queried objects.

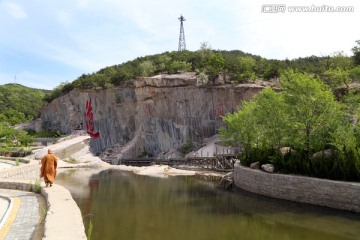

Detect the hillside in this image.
[0,84,50,125]
[3,46,359,126]
[44,47,360,103]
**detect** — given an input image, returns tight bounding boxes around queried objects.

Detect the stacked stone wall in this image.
[234,163,360,213]
[0,162,39,181]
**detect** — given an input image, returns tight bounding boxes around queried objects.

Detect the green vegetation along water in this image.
[57,169,360,240]
[0,83,49,125]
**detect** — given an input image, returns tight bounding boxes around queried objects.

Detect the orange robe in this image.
[40,153,58,184]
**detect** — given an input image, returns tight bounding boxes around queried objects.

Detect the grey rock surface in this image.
[261,164,275,173]
[40,73,264,159]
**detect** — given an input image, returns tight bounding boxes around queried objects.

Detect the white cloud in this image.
[4,2,27,19]
[56,11,72,28]
[221,0,360,59]
[77,0,89,9]
[39,42,103,72]
[0,0,359,90]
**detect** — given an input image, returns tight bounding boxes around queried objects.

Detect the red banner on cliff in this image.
[84,99,100,139]
[214,102,225,118]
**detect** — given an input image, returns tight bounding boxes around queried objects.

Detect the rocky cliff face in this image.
[40,73,264,162]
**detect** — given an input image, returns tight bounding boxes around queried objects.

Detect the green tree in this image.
[252,88,288,149]
[156,54,171,73]
[0,123,18,145]
[200,41,212,52]
[44,82,67,102]
[219,100,259,158]
[221,70,346,157]
[352,40,360,66]
[220,88,288,157]
[138,60,155,77]
[0,109,27,125]
[207,53,225,80]
[168,61,192,74]
[238,56,256,71]
[0,84,48,123]
[17,130,35,146]
[280,70,344,154]
[263,62,280,80]
[323,67,351,89]
[237,56,257,82]
[341,90,360,145]
[348,66,360,81]
[197,42,213,71]
[110,65,135,85]
[328,51,353,70]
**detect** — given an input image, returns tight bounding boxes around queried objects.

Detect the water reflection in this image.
[56,169,360,240]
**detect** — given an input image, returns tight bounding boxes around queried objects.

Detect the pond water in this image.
[56,169,360,240]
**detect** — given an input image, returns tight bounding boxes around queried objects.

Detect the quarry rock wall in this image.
[40,73,263,160]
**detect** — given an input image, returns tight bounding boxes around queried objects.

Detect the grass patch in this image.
[40,206,48,223]
[59,149,67,159]
[64,157,78,164]
[87,220,93,240]
[32,179,41,193]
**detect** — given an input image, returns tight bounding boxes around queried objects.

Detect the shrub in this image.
[221,70,360,181]
[179,139,194,155]
[34,179,41,193]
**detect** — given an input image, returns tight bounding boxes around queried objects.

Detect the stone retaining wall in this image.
[233,163,360,213]
[0,162,40,180]
[0,180,86,240]
[0,163,86,239]
[0,156,30,163]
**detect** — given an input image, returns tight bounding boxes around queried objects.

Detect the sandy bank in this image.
[31,134,198,178]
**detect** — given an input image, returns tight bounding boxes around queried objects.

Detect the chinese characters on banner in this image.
[144,103,152,117]
[214,102,225,118]
[84,99,100,139]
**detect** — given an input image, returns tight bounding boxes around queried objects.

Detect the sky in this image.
[0,0,359,90]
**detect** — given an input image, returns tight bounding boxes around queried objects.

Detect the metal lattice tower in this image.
[178,15,186,51]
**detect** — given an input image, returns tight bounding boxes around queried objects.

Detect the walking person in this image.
[40,149,58,187]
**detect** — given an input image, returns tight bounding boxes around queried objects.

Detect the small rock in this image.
[261,164,275,173]
[311,149,333,161]
[213,74,225,85]
[250,161,260,169]
[279,147,297,156]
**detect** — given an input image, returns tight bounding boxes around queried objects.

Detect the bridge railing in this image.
[105,154,238,172]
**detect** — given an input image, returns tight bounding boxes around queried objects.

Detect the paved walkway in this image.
[0,161,15,170]
[0,189,43,240]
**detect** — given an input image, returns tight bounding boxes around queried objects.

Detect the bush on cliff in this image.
[44,44,359,103]
[220,70,360,181]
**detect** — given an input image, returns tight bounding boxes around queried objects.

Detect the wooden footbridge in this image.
[106,154,237,172]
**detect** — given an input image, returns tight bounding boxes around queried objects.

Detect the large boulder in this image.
[250,161,260,169]
[261,164,275,173]
[311,149,333,161]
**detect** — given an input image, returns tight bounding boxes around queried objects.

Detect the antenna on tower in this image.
[178,15,186,51]
[14,75,17,84]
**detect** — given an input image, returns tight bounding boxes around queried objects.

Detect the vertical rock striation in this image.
[40,73,263,161]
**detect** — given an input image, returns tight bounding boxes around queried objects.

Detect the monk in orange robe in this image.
[40,149,58,187]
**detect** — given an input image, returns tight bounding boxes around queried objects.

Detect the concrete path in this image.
[0,189,44,240]
[0,196,10,226]
[0,162,14,170]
